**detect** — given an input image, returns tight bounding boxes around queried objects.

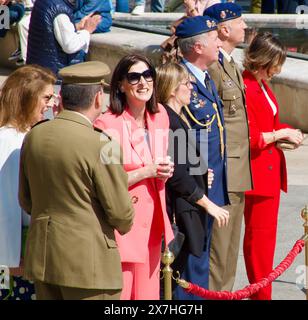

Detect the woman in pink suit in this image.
[94,54,174,300]
[242,33,304,300]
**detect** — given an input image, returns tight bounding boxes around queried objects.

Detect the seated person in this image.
[26,0,101,77]
[74,0,112,33]
[0,0,25,38]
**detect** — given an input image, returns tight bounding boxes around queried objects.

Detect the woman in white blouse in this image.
[0,65,56,300]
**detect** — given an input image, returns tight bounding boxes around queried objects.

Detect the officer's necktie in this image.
[230,57,240,80]
[204,72,213,95]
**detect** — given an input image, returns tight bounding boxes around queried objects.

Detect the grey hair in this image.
[218,20,232,33]
[177,33,208,56]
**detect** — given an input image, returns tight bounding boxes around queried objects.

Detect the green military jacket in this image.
[19,110,134,290]
[209,53,253,192]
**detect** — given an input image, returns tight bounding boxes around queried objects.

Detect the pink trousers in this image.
[120,227,162,300]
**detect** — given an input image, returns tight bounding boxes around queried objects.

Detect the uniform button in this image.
[268,165,273,170]
[131,196,138,204]
[268,149,273,154]
[143,223,147,228]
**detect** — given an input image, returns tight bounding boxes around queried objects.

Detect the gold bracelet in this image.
[189,8,196,14]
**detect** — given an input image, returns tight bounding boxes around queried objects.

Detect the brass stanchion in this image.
[301,205,308,300]
[161,248,175,300]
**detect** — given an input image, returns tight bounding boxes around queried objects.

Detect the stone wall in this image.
[88,26,308,132]
[1,18,307,131]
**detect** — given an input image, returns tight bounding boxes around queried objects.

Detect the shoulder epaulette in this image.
[93,126,103,133]
[93,126,111,141]
[31,119,49,129]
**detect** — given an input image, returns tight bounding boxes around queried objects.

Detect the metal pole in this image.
[161,248,175,300]
[301,205,308,300]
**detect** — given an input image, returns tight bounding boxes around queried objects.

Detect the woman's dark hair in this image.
[243,32,287,73]
[109,54,158,115]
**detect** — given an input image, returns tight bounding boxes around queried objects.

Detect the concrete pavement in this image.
[233,138,308,300]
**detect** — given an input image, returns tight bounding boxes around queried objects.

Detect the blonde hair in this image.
[0,65,56,132]
[243,32,287,73]
[156,62,190,105]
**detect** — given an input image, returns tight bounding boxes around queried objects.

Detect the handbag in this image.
[168,216,185,258]
[276,139,298,150]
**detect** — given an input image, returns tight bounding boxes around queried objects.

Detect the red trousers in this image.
[243,192,280,300]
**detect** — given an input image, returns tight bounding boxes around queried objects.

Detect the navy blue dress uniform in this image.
[174,16,229,300]
[205,2,253,292]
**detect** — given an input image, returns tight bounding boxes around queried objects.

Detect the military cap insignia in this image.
[206,19,216,28]
[220,10,226,19]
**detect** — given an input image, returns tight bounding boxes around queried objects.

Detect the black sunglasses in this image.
[126,69,154,85]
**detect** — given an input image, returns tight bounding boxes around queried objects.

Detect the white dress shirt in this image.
[0,127,27,267]
[220,48,232,63]
[53,14,90,54]
[183,58,213,91]
[261,84,277,116]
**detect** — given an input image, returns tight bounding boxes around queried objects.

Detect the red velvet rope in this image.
[183,239,305,300]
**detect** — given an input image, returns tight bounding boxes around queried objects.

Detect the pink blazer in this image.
[94,103,174,263]
[243,70,291,197]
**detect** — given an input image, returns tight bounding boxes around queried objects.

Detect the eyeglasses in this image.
[179,80,192,88]
[126,69,154,85]
[43,93,60,108]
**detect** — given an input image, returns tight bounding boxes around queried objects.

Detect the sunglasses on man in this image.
[126,69,154,85]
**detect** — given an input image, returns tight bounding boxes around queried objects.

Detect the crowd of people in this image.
[0,1,305,301]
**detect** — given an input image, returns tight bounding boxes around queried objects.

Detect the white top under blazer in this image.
[0,126,29,267]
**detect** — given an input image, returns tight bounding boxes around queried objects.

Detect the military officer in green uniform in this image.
[205,3,253,292]
[19,61,134,300]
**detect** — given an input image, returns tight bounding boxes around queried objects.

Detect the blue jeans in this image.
[277,0,308,13]
[261,0,276,13]
[0,3,25,38]
[116,0,129,12]
[116,0,165,12]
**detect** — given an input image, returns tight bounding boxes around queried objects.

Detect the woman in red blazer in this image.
[94,54,174,300]
[242,33,304,300]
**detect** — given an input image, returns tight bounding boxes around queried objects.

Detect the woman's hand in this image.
[197,196,229,228]
[146,157,174,181]
[128,158,174,186]
[278,128,304,146]
[206,201,229,228]
[208,168,214,189]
